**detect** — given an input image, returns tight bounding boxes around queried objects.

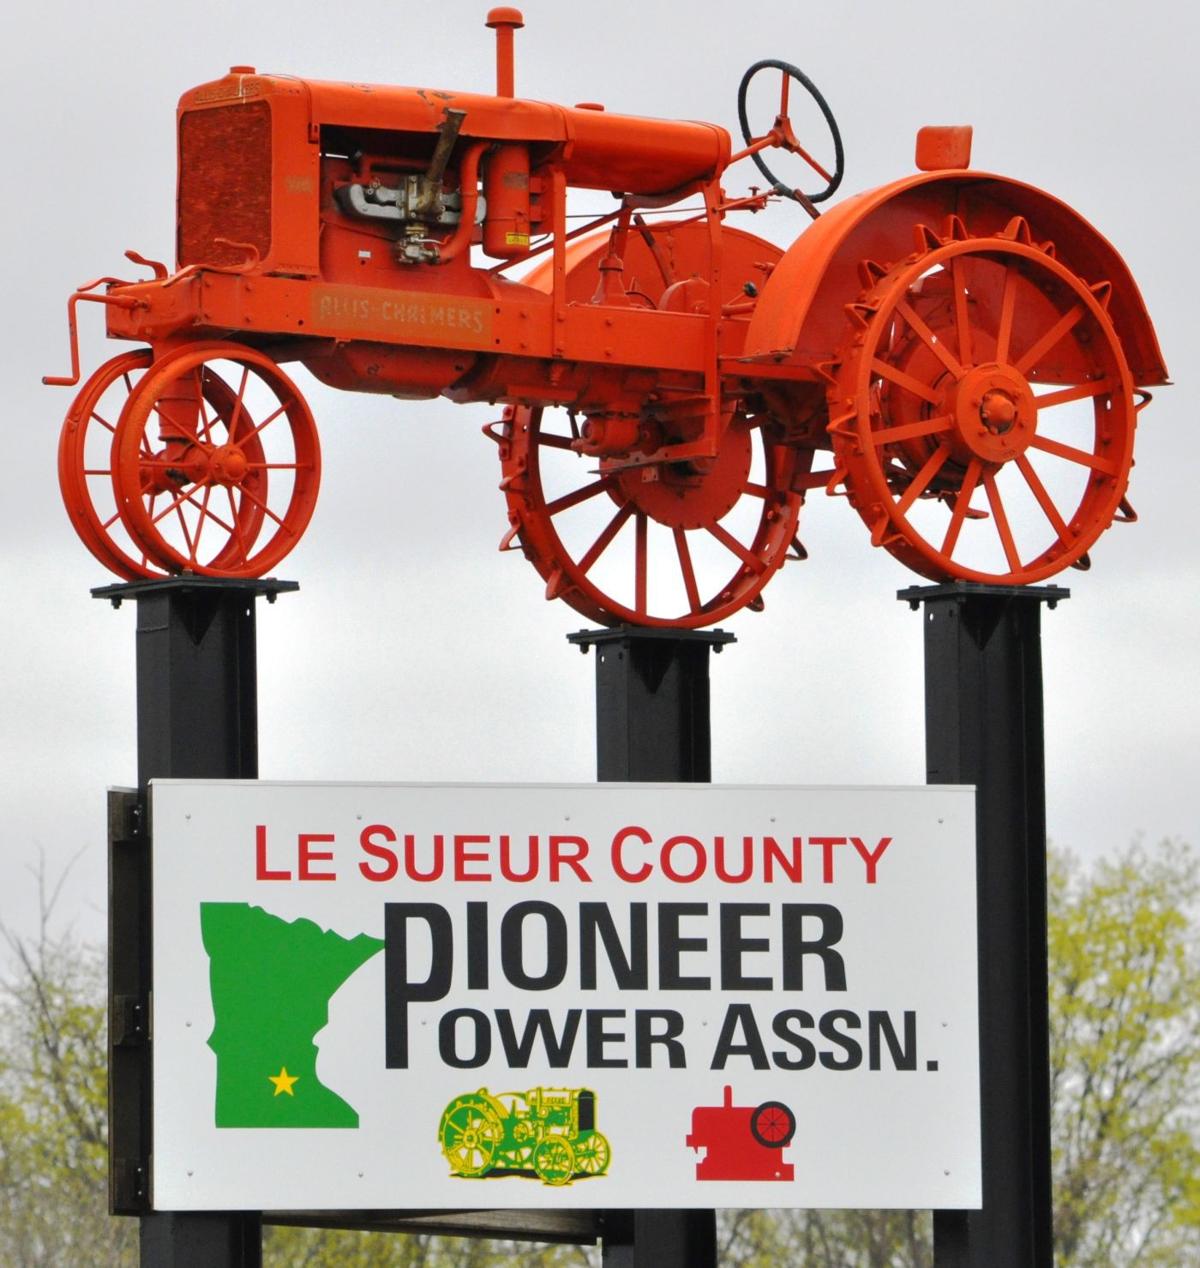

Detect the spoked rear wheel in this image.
[113,344,320,577]
[439,1095,502,1178]
[828,222,1136,582]
[499,406,807,627]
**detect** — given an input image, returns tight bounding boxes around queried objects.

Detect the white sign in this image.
[150,780,981,1211]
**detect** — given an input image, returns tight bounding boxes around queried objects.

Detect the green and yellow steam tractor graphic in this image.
[438,1086,610,1186]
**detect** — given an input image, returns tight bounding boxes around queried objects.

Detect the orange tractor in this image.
[48,8,1166,626]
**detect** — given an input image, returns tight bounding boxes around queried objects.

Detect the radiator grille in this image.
[178,101,272,268]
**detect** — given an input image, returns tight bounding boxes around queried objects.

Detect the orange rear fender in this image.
[745,170,1167,386]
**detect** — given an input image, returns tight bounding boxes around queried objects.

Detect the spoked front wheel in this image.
[113,343,321,577]
[533,1136,576,1186]
[58,349,160,579]
[499,406,807,628]
[58,349,260,579]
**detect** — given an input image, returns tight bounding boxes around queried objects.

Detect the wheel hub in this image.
[946,363,1037,464]
[209,443,249,485]
[613,422,753,530]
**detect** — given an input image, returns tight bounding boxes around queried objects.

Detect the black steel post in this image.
[98,577,296,1268]
[568,626,732,1268]
[901,582,1065,1268]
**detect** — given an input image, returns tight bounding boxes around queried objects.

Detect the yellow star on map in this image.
[269,1066,299,1097]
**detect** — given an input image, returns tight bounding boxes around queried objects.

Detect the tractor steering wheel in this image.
[737,59,844,205]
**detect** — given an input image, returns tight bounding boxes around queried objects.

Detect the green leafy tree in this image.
[1049,839,1200,1264]
[718,1208,930,1267]
[0,864,136,1267]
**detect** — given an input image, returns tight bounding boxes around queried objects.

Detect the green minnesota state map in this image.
[201,903,383,1127]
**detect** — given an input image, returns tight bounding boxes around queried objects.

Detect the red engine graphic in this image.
[686,1086,796,1182]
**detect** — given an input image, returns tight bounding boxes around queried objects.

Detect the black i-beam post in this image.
[568,626,733,1268]
[901,582,1064,1268]
[99,576,296,1268]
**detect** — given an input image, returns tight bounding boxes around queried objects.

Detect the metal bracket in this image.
[112,1158,148,1212]
[112,994,149,1047]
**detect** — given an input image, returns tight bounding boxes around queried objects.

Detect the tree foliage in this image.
[0,864,135,1267]
[1049,839,1200,1264]
[1,841,1196,1266]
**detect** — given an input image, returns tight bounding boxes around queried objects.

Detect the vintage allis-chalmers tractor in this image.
[48,9,1167,626]
[439,1086,610,1186]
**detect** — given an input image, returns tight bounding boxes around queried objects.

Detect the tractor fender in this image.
[744,170,1167,385]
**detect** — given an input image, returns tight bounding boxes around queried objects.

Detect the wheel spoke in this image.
[191,485,213,559]
[1034,379,1114,410]
[190,488,237,537]
[673,527,702,614]
[89,409,116,435]
[137,457,192,470]
[982,470,1021,571]
[545,473,617,516]
[1015,303,1084,377]
[895,438,953,515]
[227,366,251,442]
[941,458,983,556]
[150,483,207,528]
[779,70,790,117]
[895,299,964,379]
[1028,433,1118,476]
[995,264,1019,364]
[743,481,770,498]
[951,256,973,367]
[173,499,197,561]
[227,486,249,560]
[176,488,237,537]
[240,399,291,443]
[577,503,633,573]
[872,413,954,447]
[1015,453,1071,539]
[634,512,648,616]
[706,519,767,573]
[870,358,942,406]
[236,482,291,532]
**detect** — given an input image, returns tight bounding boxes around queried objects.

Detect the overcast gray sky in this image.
[2,0,1196,941]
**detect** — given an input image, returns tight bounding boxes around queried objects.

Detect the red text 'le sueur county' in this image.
[254,825,894,885]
